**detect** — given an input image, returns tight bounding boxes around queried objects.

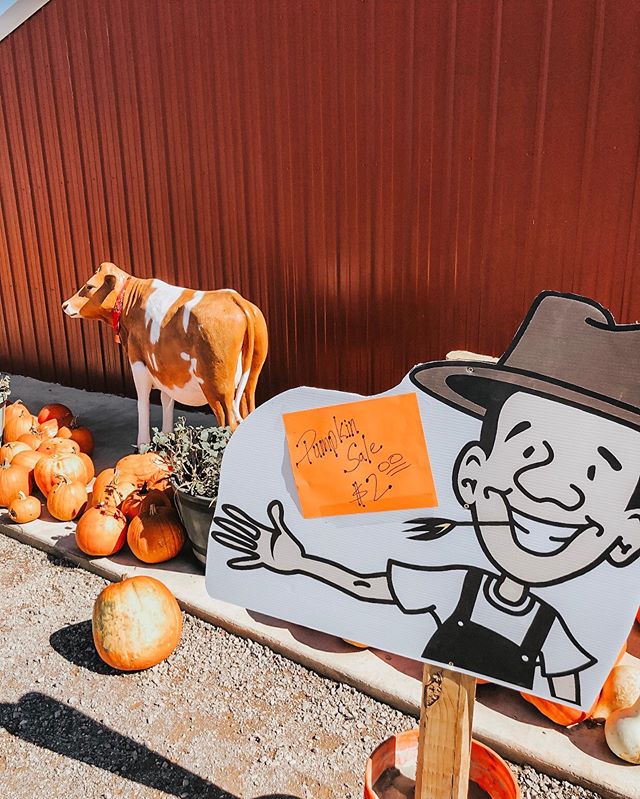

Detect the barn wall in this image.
[1,0,639,403]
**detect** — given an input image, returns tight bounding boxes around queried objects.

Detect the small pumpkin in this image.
[5,400,30,425]
[37,403,73,428]
[4,405,35,442]
[116,452,170,487]
[46,474,88,521]
[0,441,32,462]
[121,488,172,521]
[34,453,87,496]
[0,459,32,507]
[79,453,95,484]
[37,437,80,456]
[12,449,45,475]
[127,500,186,563]
[92,575,183,670]
[90,468,136,507]
[8,491,41,523]
[594,665,640,721]
[37,418,60,439]
[605,695,640,763]
[18,427,46,450]
[70,425,94,455]
[75,504,128,556]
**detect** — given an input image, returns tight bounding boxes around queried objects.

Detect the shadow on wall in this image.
[0,693,303,799]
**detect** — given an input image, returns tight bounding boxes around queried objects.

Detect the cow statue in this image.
[62,262,268,446]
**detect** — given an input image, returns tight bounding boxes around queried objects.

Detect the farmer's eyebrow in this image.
[597,446,622,471]
[504,421,531,442]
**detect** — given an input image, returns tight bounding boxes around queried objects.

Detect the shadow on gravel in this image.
[0,692,238,798]
[49,621,118,675]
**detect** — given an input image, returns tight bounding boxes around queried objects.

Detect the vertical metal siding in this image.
[1,0,640,402]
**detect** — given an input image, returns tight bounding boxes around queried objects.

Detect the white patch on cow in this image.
[153,356,206,406]
[130,361,154,445]
[148,352,159,372]
[180,351,190,360]
[233,350,250,422]
[144,279,185,345]
[182,291,205,332]
[220,288,238,293]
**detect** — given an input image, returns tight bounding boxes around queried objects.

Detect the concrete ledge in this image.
[2,375,640,799]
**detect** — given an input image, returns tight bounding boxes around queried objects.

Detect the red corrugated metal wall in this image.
[1,0,640,403]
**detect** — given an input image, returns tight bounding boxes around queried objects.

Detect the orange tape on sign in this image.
[283,393,438,518]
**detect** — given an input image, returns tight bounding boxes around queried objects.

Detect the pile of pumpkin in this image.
[1,399,187,567]
[0,400,95,524]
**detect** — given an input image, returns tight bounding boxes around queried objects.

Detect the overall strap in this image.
[453,568,484,620]
[521,600,556,656]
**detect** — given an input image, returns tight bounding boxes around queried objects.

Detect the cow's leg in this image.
[200,379,238,431]
[131,361,153,447]
[160,390,175,433]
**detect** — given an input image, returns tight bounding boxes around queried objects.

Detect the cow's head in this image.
[62,262,129,321]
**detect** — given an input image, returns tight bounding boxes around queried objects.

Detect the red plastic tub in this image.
[364,728,520,799]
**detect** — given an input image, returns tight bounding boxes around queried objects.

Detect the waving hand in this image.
[212,499,306,572]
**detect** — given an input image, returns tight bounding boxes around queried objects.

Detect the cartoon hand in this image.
[212,500,306,572]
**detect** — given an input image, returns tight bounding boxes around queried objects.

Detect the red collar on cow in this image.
[112,278,130,344]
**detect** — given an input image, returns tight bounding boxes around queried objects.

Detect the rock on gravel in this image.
[0,535,604,799]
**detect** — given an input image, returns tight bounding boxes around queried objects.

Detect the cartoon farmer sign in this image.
[206,293,640,708]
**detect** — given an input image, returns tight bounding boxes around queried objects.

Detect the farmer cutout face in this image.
[456,391,640,590]
[212,293,640,705]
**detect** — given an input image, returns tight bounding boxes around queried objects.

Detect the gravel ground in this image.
[0,534,604,799]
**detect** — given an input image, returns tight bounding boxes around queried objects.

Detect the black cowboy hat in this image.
[410,291,640,431]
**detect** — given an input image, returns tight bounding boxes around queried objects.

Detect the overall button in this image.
[521,654,529,662]
[457,620,464,627]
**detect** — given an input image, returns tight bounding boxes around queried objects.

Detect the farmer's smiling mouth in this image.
[508,510,598,555]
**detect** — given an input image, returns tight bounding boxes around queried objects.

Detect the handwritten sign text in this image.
[283,393,438,517]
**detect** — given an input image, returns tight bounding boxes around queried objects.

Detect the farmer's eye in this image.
[587,464,596,481]
[522,446,535,459]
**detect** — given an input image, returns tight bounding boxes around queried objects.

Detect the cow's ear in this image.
[103,273,116,290]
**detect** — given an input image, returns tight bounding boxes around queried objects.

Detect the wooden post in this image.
[414,664,476,799]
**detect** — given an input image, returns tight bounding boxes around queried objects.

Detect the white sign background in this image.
[205,375,640,709]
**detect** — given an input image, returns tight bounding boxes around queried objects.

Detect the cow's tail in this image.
[232,298,268,422]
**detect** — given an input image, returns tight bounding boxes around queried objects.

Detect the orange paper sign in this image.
[283,393,438,517]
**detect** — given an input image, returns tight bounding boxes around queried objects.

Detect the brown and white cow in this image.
[62,262,268,445]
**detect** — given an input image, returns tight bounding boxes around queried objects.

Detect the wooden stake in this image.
[414,664,476,799]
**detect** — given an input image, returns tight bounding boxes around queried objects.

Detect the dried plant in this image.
[0,373,11,403]
[148,417,232,501]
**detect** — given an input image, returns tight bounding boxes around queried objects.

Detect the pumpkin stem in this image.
[148,504,157,516]
[16,491,27,500]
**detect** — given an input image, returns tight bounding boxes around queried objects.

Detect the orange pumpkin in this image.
[0,460,32,506]
[79,453,95,484]
[5,400,30,425]
[75,504,128,556]
[92,575,183,670]
[127,501,186,563]
[121,488,172,521]
[0,441,32,462]
[37,418,60,439]
[4,405,35,442]
[70,426,94,455]
[521,643,627,726]
[18,428,46,450]
[8,491,41,523]
[12,449,45,474]
[34,453,87,497]
[37,437,80,456]
[91,468,136,507]
[46,475,88,521]
[116,452,170,487]
[37,403,73,428]
[55,424,73,439]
